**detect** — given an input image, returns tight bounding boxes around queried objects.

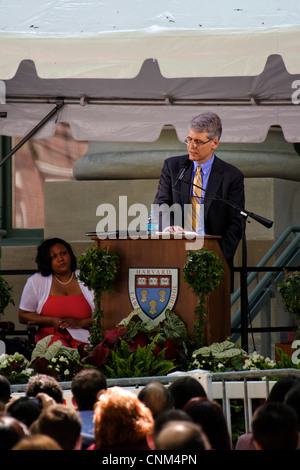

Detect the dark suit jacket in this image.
[153,153,245,269]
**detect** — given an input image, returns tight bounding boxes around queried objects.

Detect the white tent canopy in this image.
[1,0,300,142]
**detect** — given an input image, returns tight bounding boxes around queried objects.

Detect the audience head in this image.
[184,397,231,450]
[0,375,11,407]
[34,404,82,450]
[138,382,174,418]
[252,402,299,450]
[0,415,28,450]
[146,408,193,450]
[168,376,207,409]
[25,374,64,404]
[267,376,300,403]
[71,369,107,411]
[12,433,62,450]
[153,408,192,439]
[284,383,300,431]
[154,420,211,451]
[93,386,153,449]
[6,396,42,429]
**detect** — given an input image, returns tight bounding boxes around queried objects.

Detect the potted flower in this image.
[278,271,300,335]
[278,271,300,322]
[277,271,300,357]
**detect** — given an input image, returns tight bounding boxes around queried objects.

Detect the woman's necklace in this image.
[54,272,74,285]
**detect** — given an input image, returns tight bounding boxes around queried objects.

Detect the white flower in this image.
[0,354,8,364]
[59,356,68,363]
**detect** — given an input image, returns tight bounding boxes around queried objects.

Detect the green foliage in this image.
[121,308,189,344]
[104,337,176,378]
[77,246,119,346]
[30,336,85,381]
[275,346,300,370]
[30,335,81,364]
[191,340,248,372]
[0,276,14,314]
[278,271,300,326]
[158,308,189,343]
[0,352,35,384]
[183,247,224,343]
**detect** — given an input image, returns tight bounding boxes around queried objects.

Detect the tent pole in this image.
[0,100,64,167]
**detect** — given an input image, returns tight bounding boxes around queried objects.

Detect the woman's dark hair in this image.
[168,377,207,409]
[184,397,231,450]
[6,397,42,429]
[35,238,77,276]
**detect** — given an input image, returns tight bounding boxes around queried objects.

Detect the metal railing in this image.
[212,368,300,438]
[231,226,300,348]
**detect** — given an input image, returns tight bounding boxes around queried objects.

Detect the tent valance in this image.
[1,0,300,79]
[1,0,300,142]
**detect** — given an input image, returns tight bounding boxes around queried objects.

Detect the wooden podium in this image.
[91,234,231,345]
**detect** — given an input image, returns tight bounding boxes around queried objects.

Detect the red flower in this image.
[127,331,149,353]
[163,339,177,360]
[31,357,49,374]
[83,342,111,367]
[104,326,129,348]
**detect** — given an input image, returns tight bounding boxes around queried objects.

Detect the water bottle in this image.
[147,210,158,235]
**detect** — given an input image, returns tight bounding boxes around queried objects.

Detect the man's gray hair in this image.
[189,112,222,140]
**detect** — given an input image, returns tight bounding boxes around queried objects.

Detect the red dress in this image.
[36,294,92,348]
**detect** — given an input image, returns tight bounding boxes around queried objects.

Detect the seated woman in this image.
[19,238,94,349]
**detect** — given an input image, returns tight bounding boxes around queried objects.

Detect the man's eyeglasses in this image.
[184,137,212,147]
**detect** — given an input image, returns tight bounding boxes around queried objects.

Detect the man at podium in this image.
[153,112,245,275]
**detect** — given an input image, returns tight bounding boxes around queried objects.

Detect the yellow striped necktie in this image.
[191,166,202,232]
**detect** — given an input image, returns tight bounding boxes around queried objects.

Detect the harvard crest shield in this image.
[128,268,178,324]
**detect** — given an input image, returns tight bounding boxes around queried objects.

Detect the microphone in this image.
[240,210,273,229]
[184,178,274,229]
[173,160,192,187]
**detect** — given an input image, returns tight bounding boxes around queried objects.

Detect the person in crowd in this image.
[154,420,211,451]
[251,401,299,450]
[25,374,64,404]
[0,415,28,450]
[12,433,62,450]
[88,386,154,450]
[33,403,82,450]
[235,375,300,450]
[284,382,300,436]
[5,396,42,429]
[168,376,207,409]
[153,112,245,284]
[138,381,174,418]
[0,375,11,411]
[184,397,231,450]
[147,408,193,450]
[71,369,107,448]
[19,238,94,349]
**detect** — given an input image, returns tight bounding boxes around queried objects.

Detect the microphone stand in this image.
[182,178,273,352]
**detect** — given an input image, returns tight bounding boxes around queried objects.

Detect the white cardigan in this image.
[19,270,95,314]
